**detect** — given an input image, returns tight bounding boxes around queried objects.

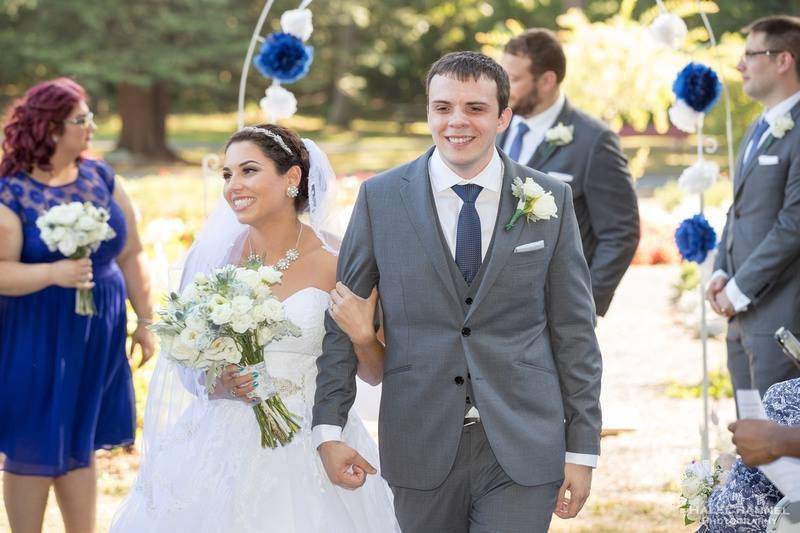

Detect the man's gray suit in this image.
[498,99,640,316]
[313,147,602,530]
[715,101,800,395]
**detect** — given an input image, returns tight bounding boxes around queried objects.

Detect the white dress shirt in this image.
[502,92,566,164]
[713,89,800,311]
[313,146,598,468]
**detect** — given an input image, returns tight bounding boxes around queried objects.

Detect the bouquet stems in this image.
[72,249,96,316]
[238,333,301,449]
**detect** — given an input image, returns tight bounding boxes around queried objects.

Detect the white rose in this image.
[168,337,200,364]
[261,299,285,323]
[545,123,573,145]
[231,295,254,316]
[522,178,544,199]
[57,233,78,257]
[204,337,239,363]
[230,314,255,334]
[75,215,97,232]
[531,192,558,220]
[680,473,703,499]
[771,114,794,138]
[184,311,207,333]
[280,8,313,41]
[209,303,233,325]
[258,266,283,285]
[236,269,260,291]
[50,203,81,226]
[181,283,199,303]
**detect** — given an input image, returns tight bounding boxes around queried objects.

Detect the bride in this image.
[111,124,399,532]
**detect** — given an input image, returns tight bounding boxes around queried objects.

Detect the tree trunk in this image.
[116,82,177,162]
[327,21,356,127]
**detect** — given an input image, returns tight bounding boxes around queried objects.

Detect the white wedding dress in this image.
[111,287,400,532]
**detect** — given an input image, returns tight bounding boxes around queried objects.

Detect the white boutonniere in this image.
[769,113,794,139]
[505,177,558,230]
[544,122,574,146]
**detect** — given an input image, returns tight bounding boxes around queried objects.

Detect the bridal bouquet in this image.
[151,260,302,448]
[679,459,724,525]
[36,201,116,315]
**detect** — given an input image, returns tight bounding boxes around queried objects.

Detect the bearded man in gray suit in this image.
[313,52,602,532]
[498,29,640,317]
[707,15,800,396]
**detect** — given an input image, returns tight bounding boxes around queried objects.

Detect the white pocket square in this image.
[758,154,779,166]
[547,171,574,182]
[514,240,545,254]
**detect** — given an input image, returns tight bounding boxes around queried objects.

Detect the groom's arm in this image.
[546,184,603,458]
[312,181,380,446]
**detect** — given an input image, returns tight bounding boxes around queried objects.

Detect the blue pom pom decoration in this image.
[254,32,314,84]
[675,214,717,263]
[672,62,722,114]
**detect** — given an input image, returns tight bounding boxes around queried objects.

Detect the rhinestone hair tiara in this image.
[240,126,293,156]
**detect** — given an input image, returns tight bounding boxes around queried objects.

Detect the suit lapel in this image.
[466,152,528,319]
[399,148,462,307]
[734,101,800,199]
[526,99,574,170]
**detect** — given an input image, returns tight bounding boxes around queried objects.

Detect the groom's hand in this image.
[317,441,377,490]
[554,463,592,519]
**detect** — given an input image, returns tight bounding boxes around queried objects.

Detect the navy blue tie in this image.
[451,184,483,284]
[743,118,769,168]
[508,122,530,162]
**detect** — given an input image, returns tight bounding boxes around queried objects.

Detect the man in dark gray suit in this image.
[313,52,602,532]
[707,15,800,396]
[499,28,640,317]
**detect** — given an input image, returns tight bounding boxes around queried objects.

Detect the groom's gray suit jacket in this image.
[313,148,603,491]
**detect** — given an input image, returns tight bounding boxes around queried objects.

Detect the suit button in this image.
[461,327,471,337]
[465,297,473,305]
[454,376,465,385]
[734,210,741,219]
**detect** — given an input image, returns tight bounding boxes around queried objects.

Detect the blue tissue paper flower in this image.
[254,32,314,84]
[672,62,722,113]
[675,214,717,263]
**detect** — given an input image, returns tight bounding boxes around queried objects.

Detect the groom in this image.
[313,52,602,532]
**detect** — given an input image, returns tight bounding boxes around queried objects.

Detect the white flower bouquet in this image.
[36,201,116,315]
[151,260,302,448]
[679,459,724,525]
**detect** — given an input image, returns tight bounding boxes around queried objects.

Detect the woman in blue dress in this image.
[0,78,155,532]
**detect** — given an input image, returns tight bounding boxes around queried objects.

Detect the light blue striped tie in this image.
[451,184,483,284]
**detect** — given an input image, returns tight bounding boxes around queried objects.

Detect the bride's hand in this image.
[211,364,260,405]
[329,283,378,346]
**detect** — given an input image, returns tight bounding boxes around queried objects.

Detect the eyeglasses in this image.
[742,49,786,61]
[65,112,95,128]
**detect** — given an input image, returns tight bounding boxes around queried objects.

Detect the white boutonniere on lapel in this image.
[544,122,574,147]
[769,113,794,139]
[505,177,558,230]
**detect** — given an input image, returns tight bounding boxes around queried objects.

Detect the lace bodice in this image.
[261,287,330,406]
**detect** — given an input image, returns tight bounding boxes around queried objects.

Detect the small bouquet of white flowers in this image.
[151,259,302,448]
[36,201,116,315]
[679,459,724,525]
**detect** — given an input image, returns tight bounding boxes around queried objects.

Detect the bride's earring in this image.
[286,185,299,198]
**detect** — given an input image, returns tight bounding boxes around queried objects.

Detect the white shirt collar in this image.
[429,147,503,193]
[511,91,566,132]
[763,90,800,126]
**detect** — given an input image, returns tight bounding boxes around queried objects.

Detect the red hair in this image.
[0,77,87,177]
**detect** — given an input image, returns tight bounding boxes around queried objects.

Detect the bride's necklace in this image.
[247,224,304,271]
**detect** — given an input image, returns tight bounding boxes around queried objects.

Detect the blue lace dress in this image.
[700,378,800,532]
[0,159,135,476]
